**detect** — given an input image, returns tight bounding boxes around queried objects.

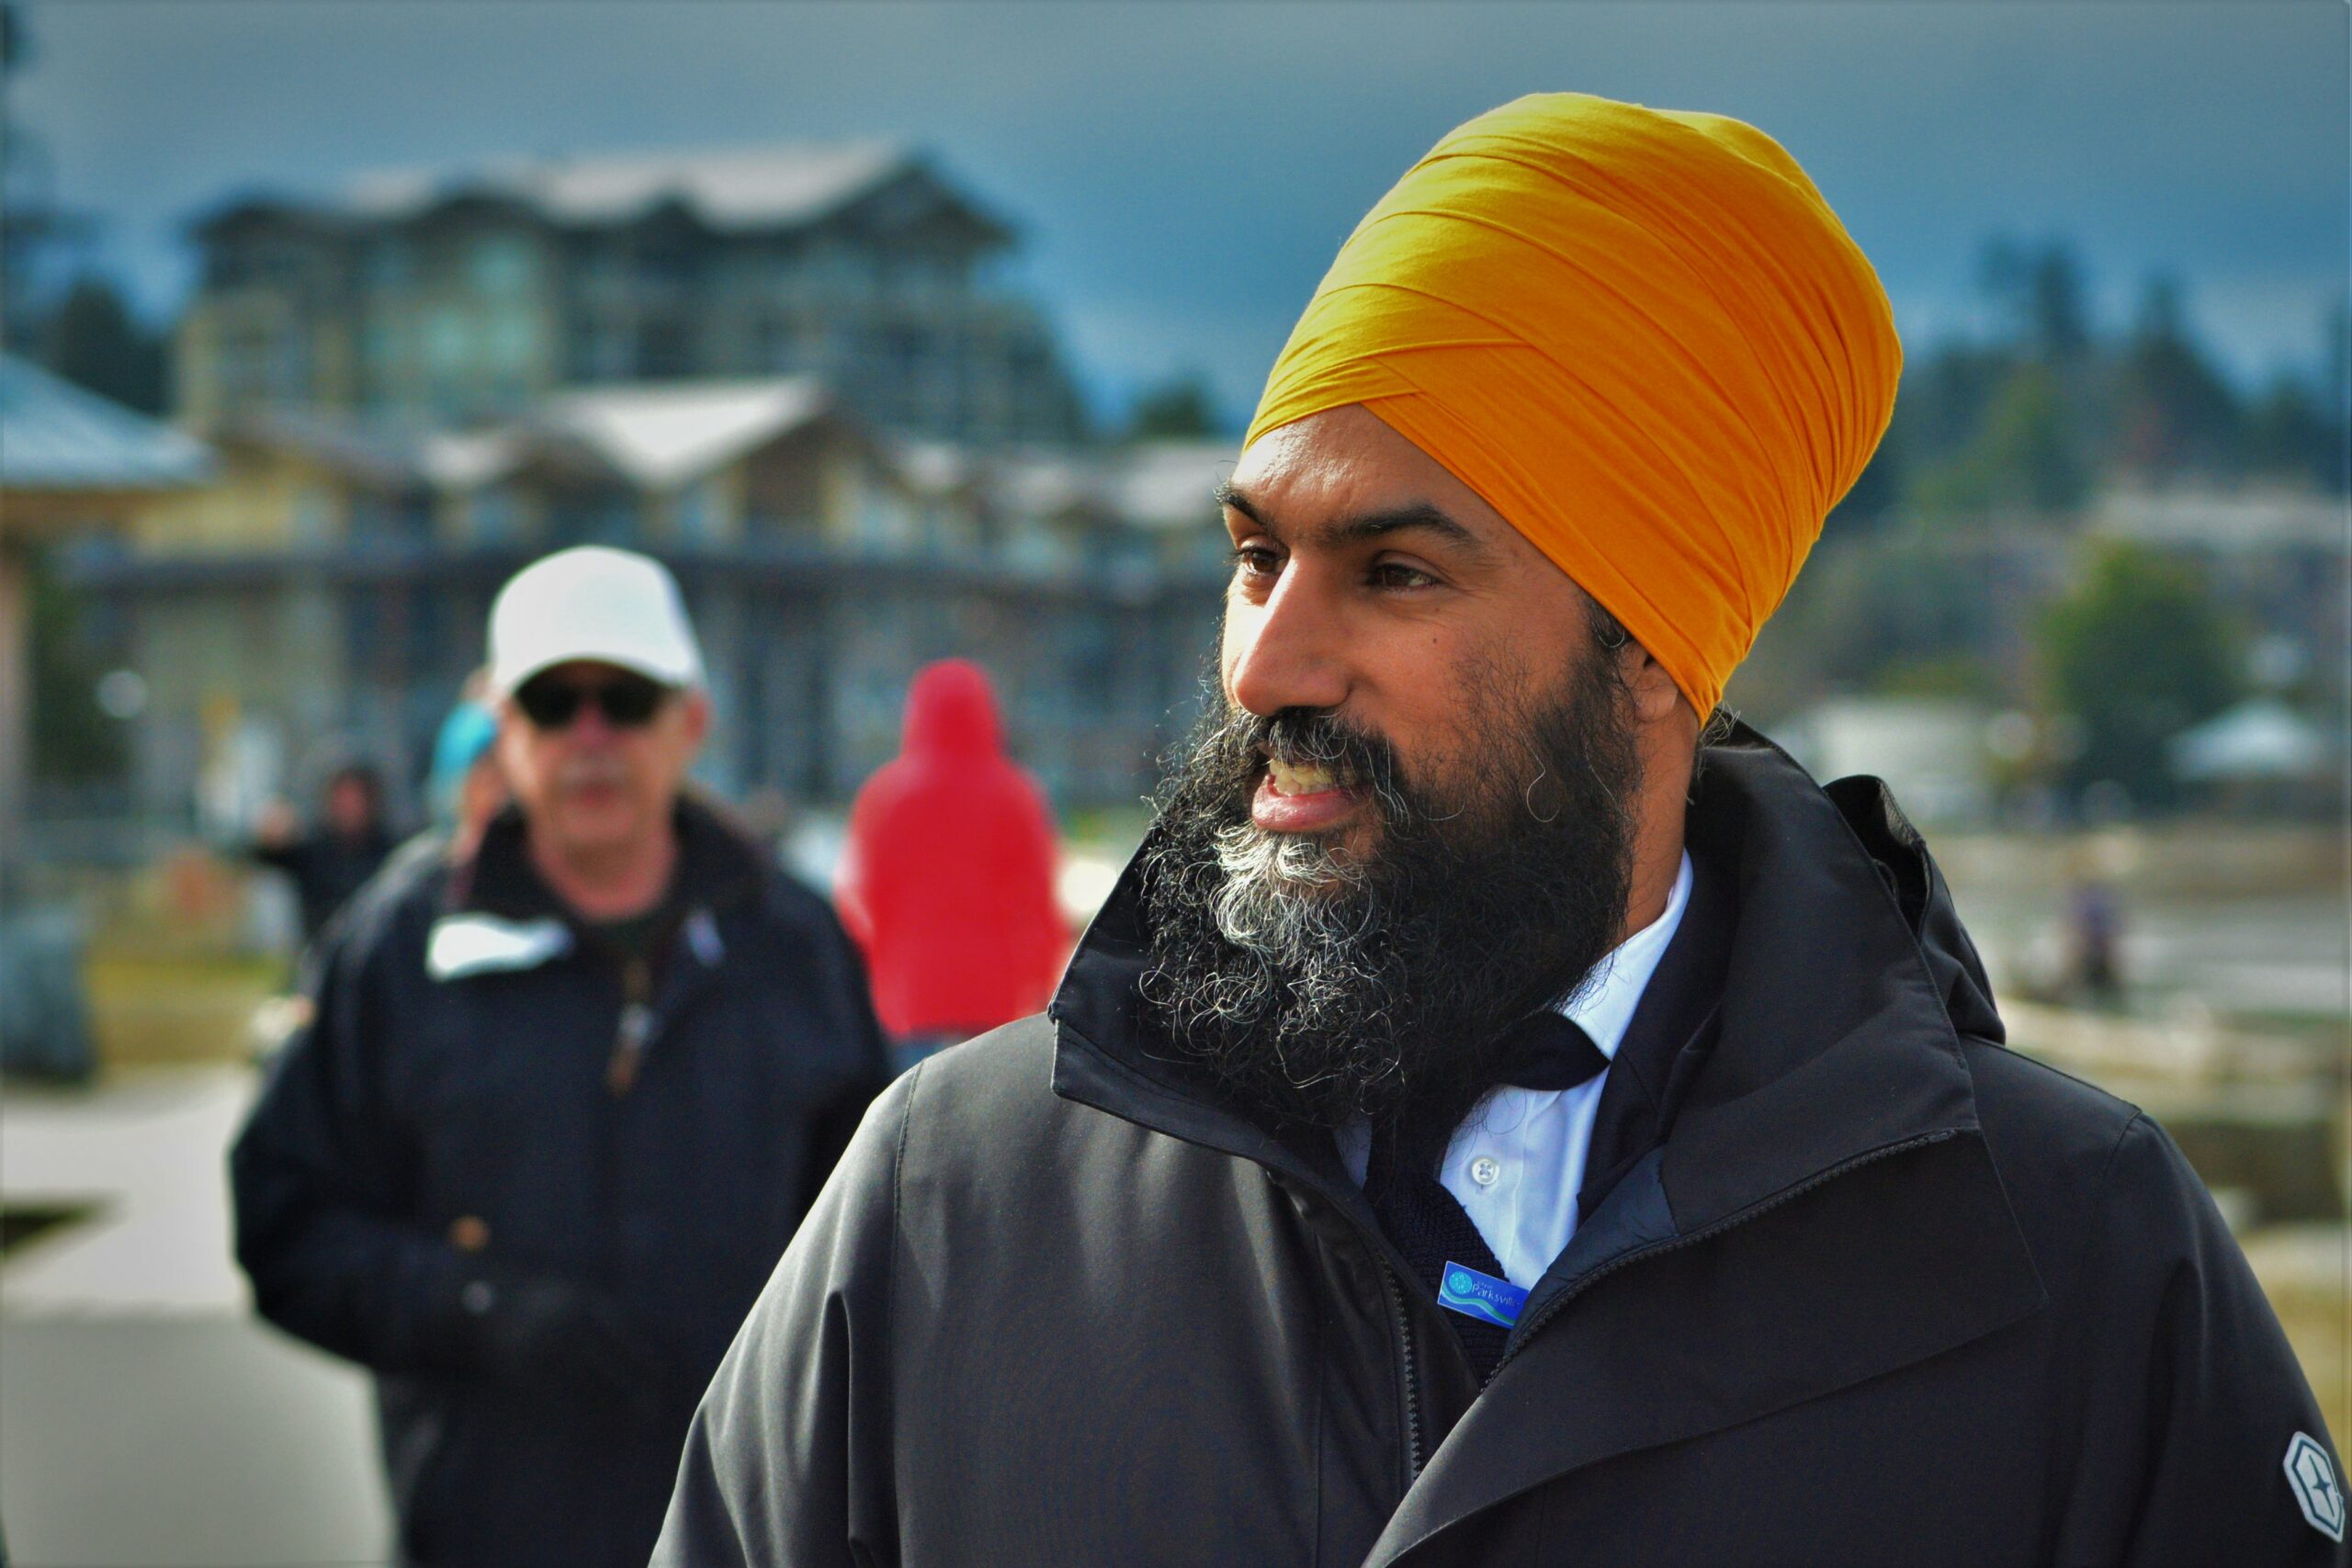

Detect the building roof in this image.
[1108,440,1239,532]
[968,442,1241,533]
[0,354,212,493]
[2169,698,2334,783]
[541,378,834,490]
[418,428,527,491]
[2091,484,2343,552]
[216,409,416,489]
[333,142,942,233]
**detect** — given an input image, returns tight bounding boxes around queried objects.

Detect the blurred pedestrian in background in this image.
[836,658,1069,1073]
[2067,868,2128,1009]
[248,758,396,943]
[232,545,889,1568]
[424,680,507,863]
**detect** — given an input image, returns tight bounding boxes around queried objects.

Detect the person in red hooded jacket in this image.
[836,660,1070,1072]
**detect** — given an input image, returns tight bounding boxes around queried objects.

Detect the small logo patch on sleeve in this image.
[2285,1431,2346,1541]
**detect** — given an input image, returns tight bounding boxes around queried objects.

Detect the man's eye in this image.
[1227,546,1282,579]
[1369,561,1438,590]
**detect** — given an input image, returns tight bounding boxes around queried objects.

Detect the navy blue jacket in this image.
[232,799,889,1568]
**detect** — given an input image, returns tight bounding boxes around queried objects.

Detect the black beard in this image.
[1136,654,1641,1151]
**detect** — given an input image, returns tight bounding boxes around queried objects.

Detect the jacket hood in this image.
[900,660,1003,761]
[1816,768,2005,1046]
[1048,719,2008,1231]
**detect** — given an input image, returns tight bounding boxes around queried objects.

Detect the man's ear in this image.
[1615,639,1686,728]
[680,692,714,753]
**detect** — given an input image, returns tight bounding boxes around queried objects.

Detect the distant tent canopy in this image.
[2167,698,2333,784]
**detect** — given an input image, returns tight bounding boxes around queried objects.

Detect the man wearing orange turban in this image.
[660,96,2341,1568]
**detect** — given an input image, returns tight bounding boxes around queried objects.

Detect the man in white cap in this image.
[233,547,889,1568]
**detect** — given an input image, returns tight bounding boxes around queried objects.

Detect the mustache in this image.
[556,755,632,791]
[1213,707,1410,816]
[1257,709,1383,778]
[1195,705,1481,837]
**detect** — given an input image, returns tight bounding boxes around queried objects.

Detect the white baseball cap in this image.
[486,547,706,696]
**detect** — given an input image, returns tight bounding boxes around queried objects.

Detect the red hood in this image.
[900,659,1004,761]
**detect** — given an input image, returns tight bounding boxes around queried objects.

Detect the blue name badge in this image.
[1438,1260,1528,1329]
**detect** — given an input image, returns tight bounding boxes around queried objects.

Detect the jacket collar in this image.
[427,794,764,985]
[1051,723,2046,1544]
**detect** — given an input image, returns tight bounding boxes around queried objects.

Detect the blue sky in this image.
[13,1,2346,425]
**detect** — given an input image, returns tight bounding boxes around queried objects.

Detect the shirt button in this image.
[1469,1156,1501,1188]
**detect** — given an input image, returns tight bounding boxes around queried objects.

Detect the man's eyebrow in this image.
[1216,481,1494,558]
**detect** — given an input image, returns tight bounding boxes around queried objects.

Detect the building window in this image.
[673,479,719,543]
[365,241,413,291]
[425,309,469,374]
[585,325,632,382]
[554,491,639,547]
[470,233,535,297]
[471,486,519,545]
[292,487,334,547]
[636,315,693,379]
[486,309,538,370]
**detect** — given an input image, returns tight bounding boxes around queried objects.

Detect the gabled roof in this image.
[2092,484,2343,551]
[882,437,1238,533]
[334,142,995,235]
[1107,439,1239,532]
[213,408,415,489]
[2170,698,2334,783]
[0,354,212,492]
[418,428,528,491]
[538,378,835,490]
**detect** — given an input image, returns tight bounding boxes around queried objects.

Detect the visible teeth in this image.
[1267,759,1338,795]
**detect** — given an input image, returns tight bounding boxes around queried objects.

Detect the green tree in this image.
[26,547,125,784]
[40,273,167,414]
[2037,542,2238,809]
[1125,374,1225,441]
[1898,342,2015,464]
[2113,276,2241,478]
[1907,361,2086,515]
[1829,401,1905,530]
[1979,237,2091,362]
[1736,533,2003,718]
[2243,374,2344,492]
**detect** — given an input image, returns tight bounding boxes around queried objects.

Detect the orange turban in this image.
[1245,93,1902,716]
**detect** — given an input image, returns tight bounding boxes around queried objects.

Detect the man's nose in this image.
[566,702,619,746]
[1224,569,1350,719]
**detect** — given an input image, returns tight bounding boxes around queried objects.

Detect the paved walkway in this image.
[2,1066,390,1567]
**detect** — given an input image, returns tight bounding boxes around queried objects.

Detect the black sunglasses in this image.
[514,671,672,730]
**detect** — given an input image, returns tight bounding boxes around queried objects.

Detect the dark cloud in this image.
[16,0,2345,416]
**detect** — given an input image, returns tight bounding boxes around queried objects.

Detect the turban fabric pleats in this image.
[1246,94,1903,716]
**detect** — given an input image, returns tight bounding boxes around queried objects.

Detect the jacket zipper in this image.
[606,957,654,1096]
[1487,1129,1960,1382]
[1381,1262,1426,1479]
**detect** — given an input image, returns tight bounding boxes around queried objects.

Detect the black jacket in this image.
[253,824,397,942]
[655,731,2345,1567]
[232,800,890,1568]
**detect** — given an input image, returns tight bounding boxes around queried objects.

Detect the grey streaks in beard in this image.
[1136,655,1639,1145]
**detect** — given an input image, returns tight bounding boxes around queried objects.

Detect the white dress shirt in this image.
[1340,851,1692,1289]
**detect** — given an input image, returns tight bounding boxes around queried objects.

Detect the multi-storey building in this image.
[176,144,1087,446]
[65,380,1231,821]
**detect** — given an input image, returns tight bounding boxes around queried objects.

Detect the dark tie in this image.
[1493,1011,1610,1091]
[1363,1012,1610,1383]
